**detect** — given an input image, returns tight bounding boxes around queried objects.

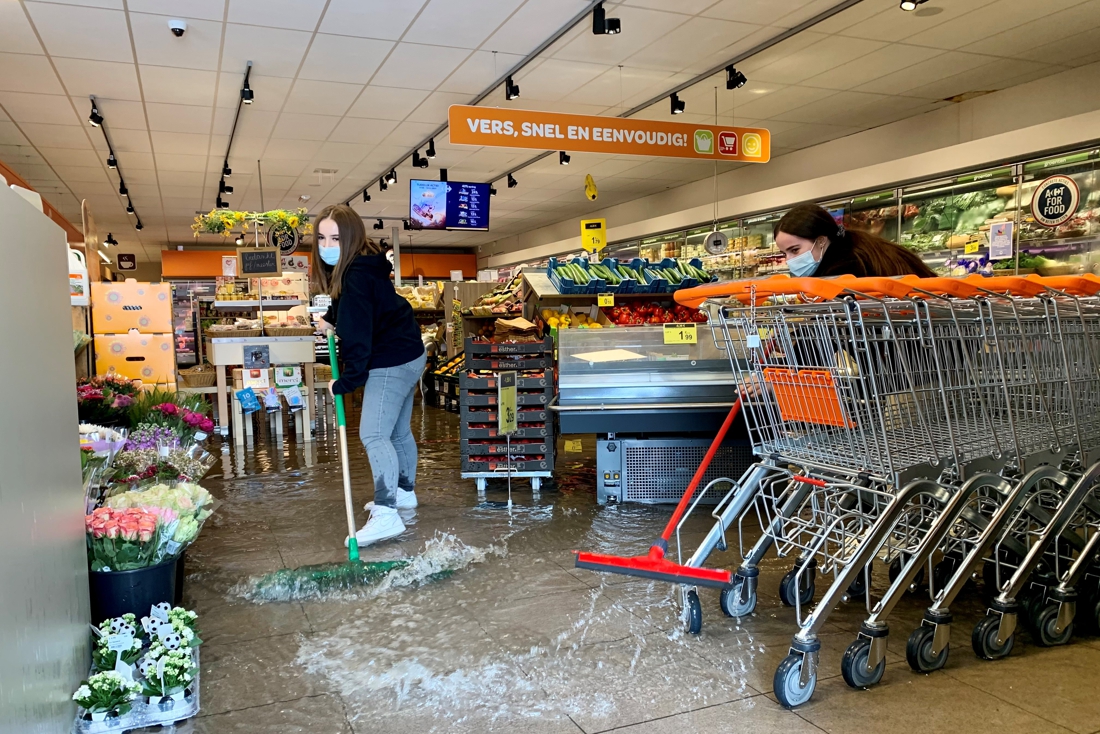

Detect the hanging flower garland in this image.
[191,208,312,238]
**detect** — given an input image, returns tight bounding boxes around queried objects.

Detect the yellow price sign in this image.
[964,241,980,254]
[581,218,607,253]
[663,323,697,344]
[597,292,614,307]
[565,439,583,453]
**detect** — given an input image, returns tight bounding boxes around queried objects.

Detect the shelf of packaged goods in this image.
[913,236,1100,261]
[212,299,303,309]
[412,307,445,312]
[462,312,523,318]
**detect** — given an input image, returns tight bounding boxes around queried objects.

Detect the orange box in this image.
[95,332,176,385]
[92,280,173,333]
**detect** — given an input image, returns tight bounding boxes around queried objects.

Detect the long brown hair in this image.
[309,204,381,299]
[776,203,934,278]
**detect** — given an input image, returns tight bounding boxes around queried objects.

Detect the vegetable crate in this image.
[548,257,605,295]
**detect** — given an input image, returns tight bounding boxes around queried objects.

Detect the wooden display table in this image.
[205,335,316,441]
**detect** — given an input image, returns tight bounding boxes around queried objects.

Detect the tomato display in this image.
[603,302,707,326]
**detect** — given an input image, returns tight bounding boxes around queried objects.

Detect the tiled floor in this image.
[162,403,1100,733]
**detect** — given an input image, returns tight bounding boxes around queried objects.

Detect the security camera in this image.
[168,19,186,37]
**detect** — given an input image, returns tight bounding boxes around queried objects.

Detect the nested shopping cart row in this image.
[576,273,1100,709]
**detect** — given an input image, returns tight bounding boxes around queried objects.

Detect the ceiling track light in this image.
[216,196,228,209]
[413,150,429,168]
[505,75,520,101]
[385,169,397,185]
[670,92,685,115]
[88,99,103,127]
[559,151,570,166]
[240,80,254,104]
[373,219,384,230]
[489,185,497,196]
[212,62,250,210]
[725,65,748,90]
[105,233,118,246]
[222,163,232,178]
[899,0,928,9]
[507,173,518,189]
[135,220,143,231]
[379,177,388,191]
[402,219,412,231]
[363,190,371,202]
[126,203,134,214]
[439,168,448,182]
[119,183,128,198]
[107,153,117,169]
[220,180,233,195]
[235,235,244,245]
[426,138,436,158]
[592,2,621,35]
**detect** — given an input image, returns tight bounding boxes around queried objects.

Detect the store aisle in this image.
[165,402,1098,734]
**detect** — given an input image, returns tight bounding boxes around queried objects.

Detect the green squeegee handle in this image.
[328,330,359,562]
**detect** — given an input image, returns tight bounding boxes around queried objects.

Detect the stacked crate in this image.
[92,280,176,389]
[459,337,554,478]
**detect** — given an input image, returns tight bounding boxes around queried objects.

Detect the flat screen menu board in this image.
[409,180,491,231]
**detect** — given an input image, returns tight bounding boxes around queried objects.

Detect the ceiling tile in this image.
[314,141,374,161]
[905,0,1084,50]
[298,34,394,84]
[626,17,764,74]
[328,117,400,144]
[41,147,105,167]
[726,84,832,120]
[381,120,441,147]
[569,65,677,109]
[705,0,841,27]
[483,0,590,56]
[438,50,524,95]
[51,165,108,183]
[108,128,153,154]
[964,1,1100,59]
[214,73,292,110]
[406,91,469,123]
[853,51,1003,96]
[0,92,78,124]
[902,57,1053,101]
[130,13,223,71]
[227,0,328,30]
[407,0,524,49]
[345,86,430,120]
[750,34,887,85]
[773,89,892,125]
[0,53,65,95]
[317,0,424,40]
[262,140,323,160]
[1021,25,1100,66]
[139,66,218,106]
[270,112,341,141]
[153,153,208,171]
[0,2,45,55]
[370,43,472,91]
[150,130,212,155]
[54,58,142,101]
[514,59,608,102]
[221,24,312,79]
[18,122,93,149]
[555,6,691,66]
[284,79,363,116]
[25,3,133,63]
[145,103,213,134]
[801,43,945,91]
[126,0,226,21]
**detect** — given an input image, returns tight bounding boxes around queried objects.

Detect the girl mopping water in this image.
[311,204,427,545]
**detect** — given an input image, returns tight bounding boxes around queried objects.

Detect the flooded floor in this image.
[164,401,1100,733]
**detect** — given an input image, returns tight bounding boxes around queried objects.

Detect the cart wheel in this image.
[972,614,1014,660]
[779,568,815,607]
[1033,603,1073,647]
[774,653,816,708]
[720,578,756,618]
[906,625,949,673]
[847,562,871,601]
[889,555,925,590]
[841,638,886,689]
[681,589,703,635]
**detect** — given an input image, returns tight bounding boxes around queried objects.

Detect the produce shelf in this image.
[212,299,302,309]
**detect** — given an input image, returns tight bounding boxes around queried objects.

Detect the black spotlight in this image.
[119,183,128,198]
[385,169,397,184]
[216,196,228,209]
[505,75,520,101]
[135,220,144,231]
[126,203,134,214]
[374,219,384,230]
[379,177,388,191]
[222,163,232,178]
[489,185,497,196]
[413,150,429,168]
[559,151,570,166]
[240,80,254,104]
[900,0,928,8]
[725,65,747,90]
[592,2,621,34]
[220,180,233,195]
[105,233,118,246]
[426,138,436,158]
[235,235,244,245]
[439,168,448,182]
[363,190,371,202]
[507,173,518,189]
[402,219,412,231]
[670,92,685,115]
[88,101,103,127]
[107,153,117,169]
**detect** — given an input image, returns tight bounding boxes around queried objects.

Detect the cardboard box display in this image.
[94,332,176,384]
[91,280,173,333]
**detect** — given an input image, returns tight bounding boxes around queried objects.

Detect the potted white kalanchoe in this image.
[139,644,196,706]
[73,671,141,722]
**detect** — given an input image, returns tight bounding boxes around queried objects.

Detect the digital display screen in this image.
[409,180,491,231]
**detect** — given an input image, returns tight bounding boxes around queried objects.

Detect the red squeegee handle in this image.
[657,399,743,545]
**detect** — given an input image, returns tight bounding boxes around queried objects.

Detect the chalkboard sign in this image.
[237,247,282,276]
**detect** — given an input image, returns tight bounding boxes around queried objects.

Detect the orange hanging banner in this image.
[447,105,770,163]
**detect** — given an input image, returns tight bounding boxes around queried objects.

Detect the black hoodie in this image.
[328,254,425,395]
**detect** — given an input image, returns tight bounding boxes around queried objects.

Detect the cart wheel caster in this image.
[779,568,815,607]
[906,625,949,673]
[841,638,885,689]
[720,577,756,618]
[681,589,702,635]
[972,613,1014,660]
[1033,603,1073,647]
[774,653,816,708]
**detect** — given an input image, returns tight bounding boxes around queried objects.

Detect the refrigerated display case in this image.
[845,190,900,242]
[639,232,683,261]
[1015,148,1100,275]
[741,210,785,277]
[682,221,743,279]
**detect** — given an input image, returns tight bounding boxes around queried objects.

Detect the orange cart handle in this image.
[965,274,1048,297]
[904,277,982,298]
[1035,274,1100,296]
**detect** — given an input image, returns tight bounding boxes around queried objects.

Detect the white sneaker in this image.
[346,506,406,547]
[365,488,418,511]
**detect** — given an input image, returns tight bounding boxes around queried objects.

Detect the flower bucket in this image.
[88,558,177,625]
[173,552,186,606]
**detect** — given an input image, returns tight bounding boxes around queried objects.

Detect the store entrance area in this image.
[182,405,1098,734]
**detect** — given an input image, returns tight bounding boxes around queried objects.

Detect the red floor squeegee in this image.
[574,399,742,589]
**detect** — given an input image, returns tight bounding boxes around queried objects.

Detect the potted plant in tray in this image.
[139,645,197,706]
[72,671,141,722]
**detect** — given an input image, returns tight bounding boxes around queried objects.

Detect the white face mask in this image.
[319,245,340,266]
[786,238,826,277]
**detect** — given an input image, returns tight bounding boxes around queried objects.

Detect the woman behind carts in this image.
[311,204,427,545]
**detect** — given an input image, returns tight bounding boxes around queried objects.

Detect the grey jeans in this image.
[359,351,427,508]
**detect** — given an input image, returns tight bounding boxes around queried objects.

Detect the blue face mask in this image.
[786,239,825,277]
[319,245,340,266]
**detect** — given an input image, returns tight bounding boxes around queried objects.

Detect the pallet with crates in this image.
[459,336,555,495]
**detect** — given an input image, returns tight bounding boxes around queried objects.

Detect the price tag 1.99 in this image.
[663,323,697,345]
[597,293,614,307]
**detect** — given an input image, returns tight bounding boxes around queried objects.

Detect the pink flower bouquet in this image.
[85,507,165,571]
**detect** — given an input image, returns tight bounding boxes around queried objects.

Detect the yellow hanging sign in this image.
[581,218,607,253]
